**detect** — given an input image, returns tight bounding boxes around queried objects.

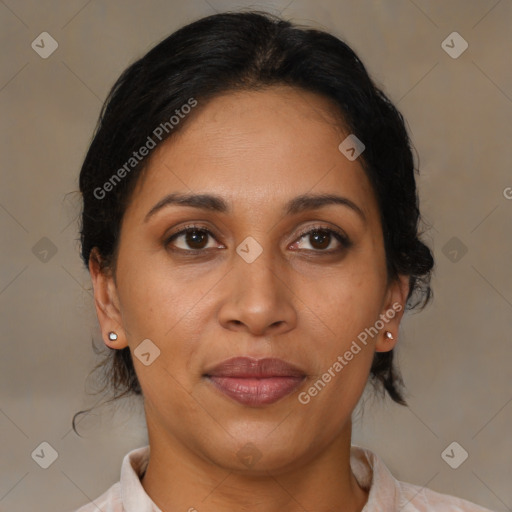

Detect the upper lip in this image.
[204,357,306,378]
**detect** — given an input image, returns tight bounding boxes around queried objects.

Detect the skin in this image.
[90,85,409,512]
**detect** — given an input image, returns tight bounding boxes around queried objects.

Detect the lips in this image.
[203,357,306,406]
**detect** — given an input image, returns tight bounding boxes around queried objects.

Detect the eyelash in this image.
[164,223,351,255]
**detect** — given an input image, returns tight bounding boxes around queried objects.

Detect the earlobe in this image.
[88,248,128,349]
[375,274,410,353]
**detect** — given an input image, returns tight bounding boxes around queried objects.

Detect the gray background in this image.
[1,1,511,511]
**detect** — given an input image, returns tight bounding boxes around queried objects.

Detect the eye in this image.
[165,225,224,252]
[290,226,351,253]
[164,224,351,254]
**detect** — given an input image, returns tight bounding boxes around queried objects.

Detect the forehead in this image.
[125,86,378,222]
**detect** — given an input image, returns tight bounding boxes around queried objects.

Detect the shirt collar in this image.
[350,444,402,510]
[120,445,162,512]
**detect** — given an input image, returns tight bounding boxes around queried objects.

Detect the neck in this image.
[141,417,368,512]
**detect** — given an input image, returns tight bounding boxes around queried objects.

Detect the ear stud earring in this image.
[384,330,394,341]
[108,331,118,341]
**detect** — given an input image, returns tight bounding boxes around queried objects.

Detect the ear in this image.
[88,248,128,350]
[375,274,410,353]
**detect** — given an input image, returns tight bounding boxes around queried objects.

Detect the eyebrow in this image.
[144,192,366,223]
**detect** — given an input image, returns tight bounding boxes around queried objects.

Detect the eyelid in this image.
[294,223,348,241]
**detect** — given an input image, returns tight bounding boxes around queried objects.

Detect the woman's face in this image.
[92,86,408,472]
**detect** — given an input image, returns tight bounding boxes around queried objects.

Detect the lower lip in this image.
[206,376,305,406]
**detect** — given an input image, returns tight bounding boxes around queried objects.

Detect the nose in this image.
[217,251,297,337]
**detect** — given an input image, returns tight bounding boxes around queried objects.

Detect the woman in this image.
[74,11,493,512]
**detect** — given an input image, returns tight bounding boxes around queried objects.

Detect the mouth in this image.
[203,357,306,406]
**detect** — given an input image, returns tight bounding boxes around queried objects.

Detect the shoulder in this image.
[73,482,122,512]
[350,445,494,512]
[71,445,153,512]
[396,479,495,511]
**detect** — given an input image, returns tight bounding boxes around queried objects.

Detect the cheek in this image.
[290,255,386,404]
[298,266,385,347]
[116,253,217,379]
[298,286,378,420]
[116,244,193,333]
[118,271,175,337]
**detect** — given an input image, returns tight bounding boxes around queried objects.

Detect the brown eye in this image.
[166,226,223,252]
[183,229,209,249]
[291,226,351,253]
[308,230,332,250]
